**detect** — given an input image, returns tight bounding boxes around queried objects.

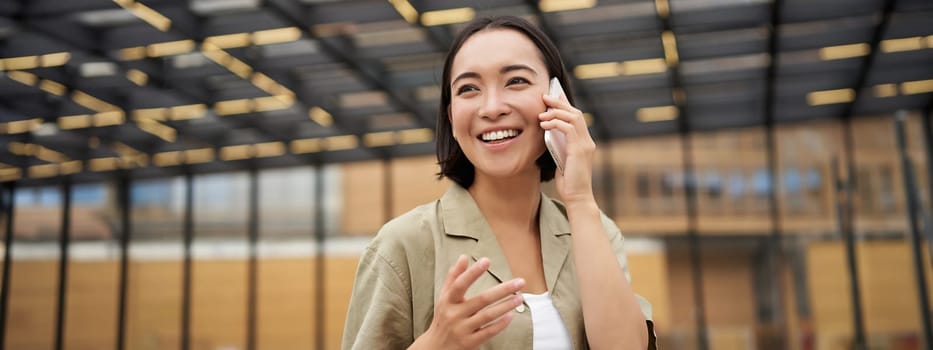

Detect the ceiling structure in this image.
[0,0,931,185]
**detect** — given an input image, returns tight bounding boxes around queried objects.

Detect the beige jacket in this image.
[342,185,657,349]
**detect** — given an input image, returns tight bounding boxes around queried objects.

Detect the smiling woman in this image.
[342,16,656,350]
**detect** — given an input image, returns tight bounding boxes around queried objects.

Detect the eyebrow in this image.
[451,64,539,86]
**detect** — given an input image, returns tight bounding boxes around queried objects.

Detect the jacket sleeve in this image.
[603,214,660,349]
[341,244,415,350]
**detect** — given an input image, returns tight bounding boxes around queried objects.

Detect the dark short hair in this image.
[435,16,576,188]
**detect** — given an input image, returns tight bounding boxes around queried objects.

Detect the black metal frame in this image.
[246,168,259,350]
[313,164,326,350]
[0,183,14,350]
[180,172,194,350]
[761,0,789,345]
[53,177,72,350]
[894,112,933,349]
[115,174,131,350]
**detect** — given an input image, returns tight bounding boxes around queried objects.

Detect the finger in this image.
[440,255,469,298]
[447,257,490,303]
[468,312,514,345]
[462,278,525,315]
[465,293,523,330]
[540,118,577,138]
[542,94,579,114]
[538,109,584,128]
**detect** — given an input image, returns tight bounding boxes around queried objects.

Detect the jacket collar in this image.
[440,184,571,292]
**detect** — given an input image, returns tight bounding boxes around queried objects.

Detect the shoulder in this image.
[364,200,441,268]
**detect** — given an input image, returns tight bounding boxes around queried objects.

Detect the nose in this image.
[478,89,510,120]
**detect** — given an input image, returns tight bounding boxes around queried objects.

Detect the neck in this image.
[468,170,541,233]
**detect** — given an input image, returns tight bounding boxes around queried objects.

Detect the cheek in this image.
[449,103,473,133]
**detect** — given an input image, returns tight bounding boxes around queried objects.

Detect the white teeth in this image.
[481,129,518,141]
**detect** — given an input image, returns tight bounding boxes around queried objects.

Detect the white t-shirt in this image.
[521,292,573,349]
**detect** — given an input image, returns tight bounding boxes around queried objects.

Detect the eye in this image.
[456,84,478,95]
[506,77,530,86]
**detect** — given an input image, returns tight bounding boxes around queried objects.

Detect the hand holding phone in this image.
[544,77,567,174]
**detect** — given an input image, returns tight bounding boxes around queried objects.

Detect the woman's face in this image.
[449,29,550,181]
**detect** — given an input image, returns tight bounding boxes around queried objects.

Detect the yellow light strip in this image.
[309,106,334,127]
[115,0,172,32]
[255,141,286,158]
[93,111,125,127]
[7,71,38,86]
[118,46,147,61]
[184,148,214,164]
[134,107,168,121]
[325,135,358,151]
[35,146,69,163]
[806,88,855,106]
[901,79,933,95]
[620,58,667,75]
[420,7,475,26]
[170,104,207,120]
[637,105,678,122]
[653,0,669,18]
[72,90,120,112]
[2,118,42,134]
[29,164,59,178]
[220,144,253,161]
[290,138,323,154]
[154,151,183,167]
[7,142,33,155]
[540,0,597,12]
[215,99,254,116]
[204,33,251,49]
[111,142,142,158]
[60,160,82,175]
[126,69,148,86]
[40,52,71,67]
[873,83,897,98]
[363,131,396,147]
[819,43,870,60]
[397,128,434,144]
[0,167,21,181]
[147,40,195,57]
[58,114,92,130]
[121,154,148,168]
[89,157,121,172]
[880,36,925,53]
[39,79,67,96]
[3,56,38,70]
[388,0,419,24]
[661,31,679,67]
[253,95,295,112]
[135,117,177,142]
[573,62,618,80]
[252,27,301,46]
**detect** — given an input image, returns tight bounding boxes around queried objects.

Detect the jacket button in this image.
[515,304,526,313]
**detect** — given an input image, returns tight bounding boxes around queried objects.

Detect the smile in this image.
[479,129,521,143]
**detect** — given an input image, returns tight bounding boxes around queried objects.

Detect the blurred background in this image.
[0,0,932,349]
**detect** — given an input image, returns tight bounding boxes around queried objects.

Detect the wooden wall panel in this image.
[324,257,359,350]
[340,160,385,236]
[257,258,315,350]
[124,260,183,350]
[5,260,58,350]
[64,261,119,350]
[190,260,247,350]
[390,156,449,218]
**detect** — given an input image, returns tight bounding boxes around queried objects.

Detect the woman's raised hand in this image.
[410,255,525,350]
[539,93,597,205]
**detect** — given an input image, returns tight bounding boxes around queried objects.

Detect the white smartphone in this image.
[544,77,567,174]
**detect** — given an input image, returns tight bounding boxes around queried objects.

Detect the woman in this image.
[342,16,656,349]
